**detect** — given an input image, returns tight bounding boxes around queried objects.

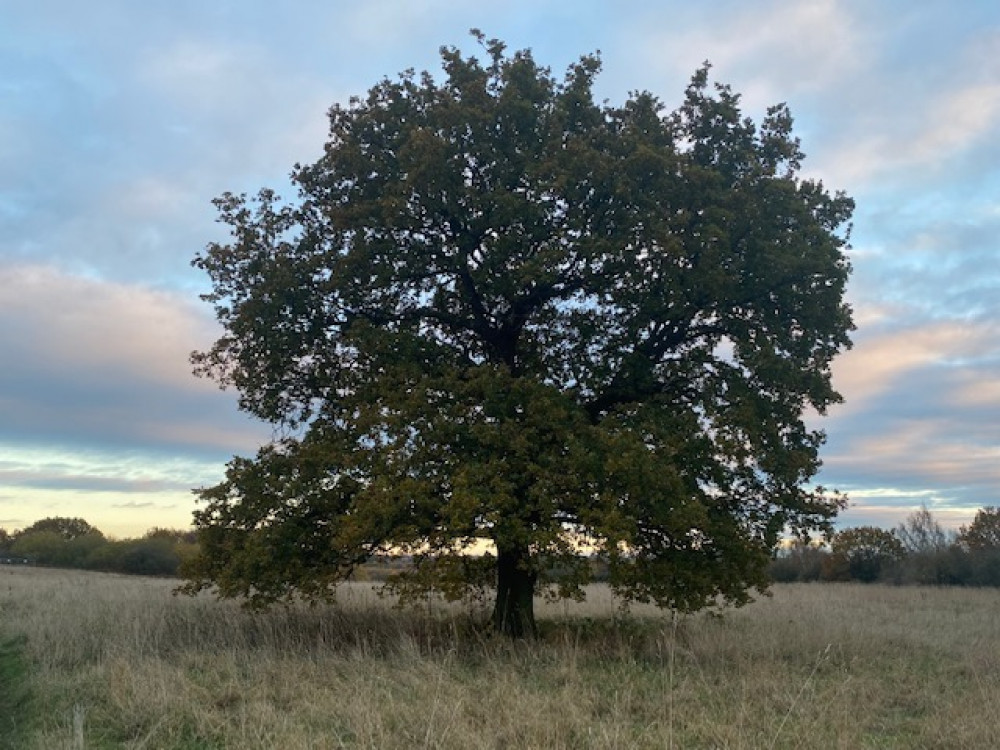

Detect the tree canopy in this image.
[18,517,101,541]
[958,507,1000,551]
[895,504,952,554]
[829,526,904,582]
[182,33,854,636]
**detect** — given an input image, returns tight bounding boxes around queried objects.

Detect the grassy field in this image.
[1,566,999,748]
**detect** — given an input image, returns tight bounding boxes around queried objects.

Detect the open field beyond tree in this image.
[2,566,999,748]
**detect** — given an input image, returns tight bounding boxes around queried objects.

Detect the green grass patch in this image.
[0,634,33,749]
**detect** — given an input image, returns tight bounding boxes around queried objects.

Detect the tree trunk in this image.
[492,545,538,638]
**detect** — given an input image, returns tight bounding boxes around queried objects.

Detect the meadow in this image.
[1,566,999,748]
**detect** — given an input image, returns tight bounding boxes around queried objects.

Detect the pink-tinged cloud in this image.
[950,376,1000,409]
[1,263,216,393]
[821,412,1000,522]
[830,320,992,413]
[0,262,268,454]
[837,421,1000,485]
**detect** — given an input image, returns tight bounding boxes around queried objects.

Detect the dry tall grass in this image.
[2,565,999,748]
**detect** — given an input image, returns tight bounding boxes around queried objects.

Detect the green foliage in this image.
[771,506,1000,586]
[11,530,106,567]
[118,538,182,576]
[958,506,1000,551]
[184,33,855,634]
[9,530,62,562]
[18,516,100,541]
[830,527,904,582]
[88,538,184,576]
[963,547,1000,586]
[144,527,198,544]
[2,519,196,577]
[6,517,106,566]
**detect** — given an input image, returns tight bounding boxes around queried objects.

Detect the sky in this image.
[1,0,998,537]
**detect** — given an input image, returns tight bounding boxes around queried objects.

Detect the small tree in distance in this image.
[893,504,957,584]
[958,507,1000,551]
[18,517,100,541]
[829,527,904,582]
[895,504,951,555]
[181,33,855,637]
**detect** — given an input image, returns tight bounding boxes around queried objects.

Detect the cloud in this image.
[0,472,190,495]
[1,263,211,391]
[0,262,268,455]
[0,5,346,286]
[617,0,869,110]
[617,3,1000,200]
[912,83,1000,162]
[951,375,1000,409]
[802,19,1000,191]
[830,320,992,411]
[851,202,1000,327]
[338,0,468,48]
[111,501,175,510]
[0,444,228,495]
[0,443,222,535]
[824,81,1000,187]
[836,502,974,532]
[821,403,1000,517]
[816,304,1000,520]
[838,420,1000,486]
[845,488,941,502]
[0,485,198,537]
[135,35,335,174]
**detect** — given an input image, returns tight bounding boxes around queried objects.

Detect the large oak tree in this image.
[182,34,854,637]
